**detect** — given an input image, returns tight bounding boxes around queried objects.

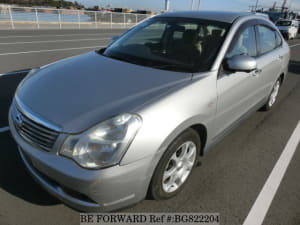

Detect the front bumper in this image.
[9,108,154,212]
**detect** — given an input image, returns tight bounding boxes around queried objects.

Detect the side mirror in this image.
[111,36,119,42]
[225,55,257,72]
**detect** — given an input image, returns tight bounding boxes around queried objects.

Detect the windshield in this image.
[276,20,292,26]
[102,17,230,73]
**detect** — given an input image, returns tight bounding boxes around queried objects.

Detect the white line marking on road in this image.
[289,43,300,48]
[0,38,109,45]
[0,127,9,133]
[0,46,104,56]
[243,121,300,225]
[0,33,123,39]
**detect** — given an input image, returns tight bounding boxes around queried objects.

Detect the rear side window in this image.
[257,26,276,54]
[227,26,257,58]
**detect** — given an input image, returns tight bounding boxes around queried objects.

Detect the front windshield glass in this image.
[276,20,292,26]
[102,17,230,73]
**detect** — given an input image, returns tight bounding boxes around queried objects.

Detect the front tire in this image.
[149,128,200,200]
[261,79,281,111]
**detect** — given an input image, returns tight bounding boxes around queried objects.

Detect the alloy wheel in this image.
[162,141,197,193]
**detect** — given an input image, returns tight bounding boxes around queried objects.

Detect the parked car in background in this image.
[276,19,298,40]
[9,11,290,212]
[297,19,300,34]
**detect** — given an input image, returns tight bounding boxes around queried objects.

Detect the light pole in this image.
[254,0,259,12]
[191,0,194,10]
[197,0,201,10]
[165,0,170,11]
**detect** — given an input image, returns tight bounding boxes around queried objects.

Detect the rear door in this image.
[255,24,283,98]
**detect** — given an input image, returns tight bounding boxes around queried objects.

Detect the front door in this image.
[214,25,261,139]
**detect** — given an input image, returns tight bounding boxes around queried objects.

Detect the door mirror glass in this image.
[225,55,257,72]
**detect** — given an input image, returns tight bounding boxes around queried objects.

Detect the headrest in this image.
[183,29,197,43]
[211,29,222,37]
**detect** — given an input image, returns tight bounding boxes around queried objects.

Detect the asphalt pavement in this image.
[0,29,126,74]
[0,29,299,225]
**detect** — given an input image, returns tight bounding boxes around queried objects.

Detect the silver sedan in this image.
[9,11,290,212]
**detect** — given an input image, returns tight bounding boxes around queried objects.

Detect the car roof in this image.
[157,11,253,23]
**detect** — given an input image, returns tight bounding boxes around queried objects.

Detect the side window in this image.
[227,26,257,58]
[275,31,282,47]
[257,25,276,54]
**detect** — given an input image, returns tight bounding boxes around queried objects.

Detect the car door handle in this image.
[253,69,262,76]
[279,55,284,60]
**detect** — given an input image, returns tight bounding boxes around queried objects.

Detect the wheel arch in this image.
[279,73,285,84]
[145,120,209,177]
[190,124,207,156]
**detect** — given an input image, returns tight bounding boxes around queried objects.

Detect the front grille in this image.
[13,106,59,152]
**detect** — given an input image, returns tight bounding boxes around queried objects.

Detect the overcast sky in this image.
[72,0,300,12]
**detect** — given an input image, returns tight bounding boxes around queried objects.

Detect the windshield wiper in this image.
[151,63,194,73]
[104,53,194,72]
[105,54,134,64]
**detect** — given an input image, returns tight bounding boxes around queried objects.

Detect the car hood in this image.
[17,51,192,133]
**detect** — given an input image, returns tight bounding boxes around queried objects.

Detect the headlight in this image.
[60,113,142,169]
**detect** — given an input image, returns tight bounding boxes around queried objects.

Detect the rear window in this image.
[276,21,292,26]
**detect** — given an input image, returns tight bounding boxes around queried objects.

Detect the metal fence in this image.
[0,6,151,29]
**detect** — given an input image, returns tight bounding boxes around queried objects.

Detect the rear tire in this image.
[149,128,200,200]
